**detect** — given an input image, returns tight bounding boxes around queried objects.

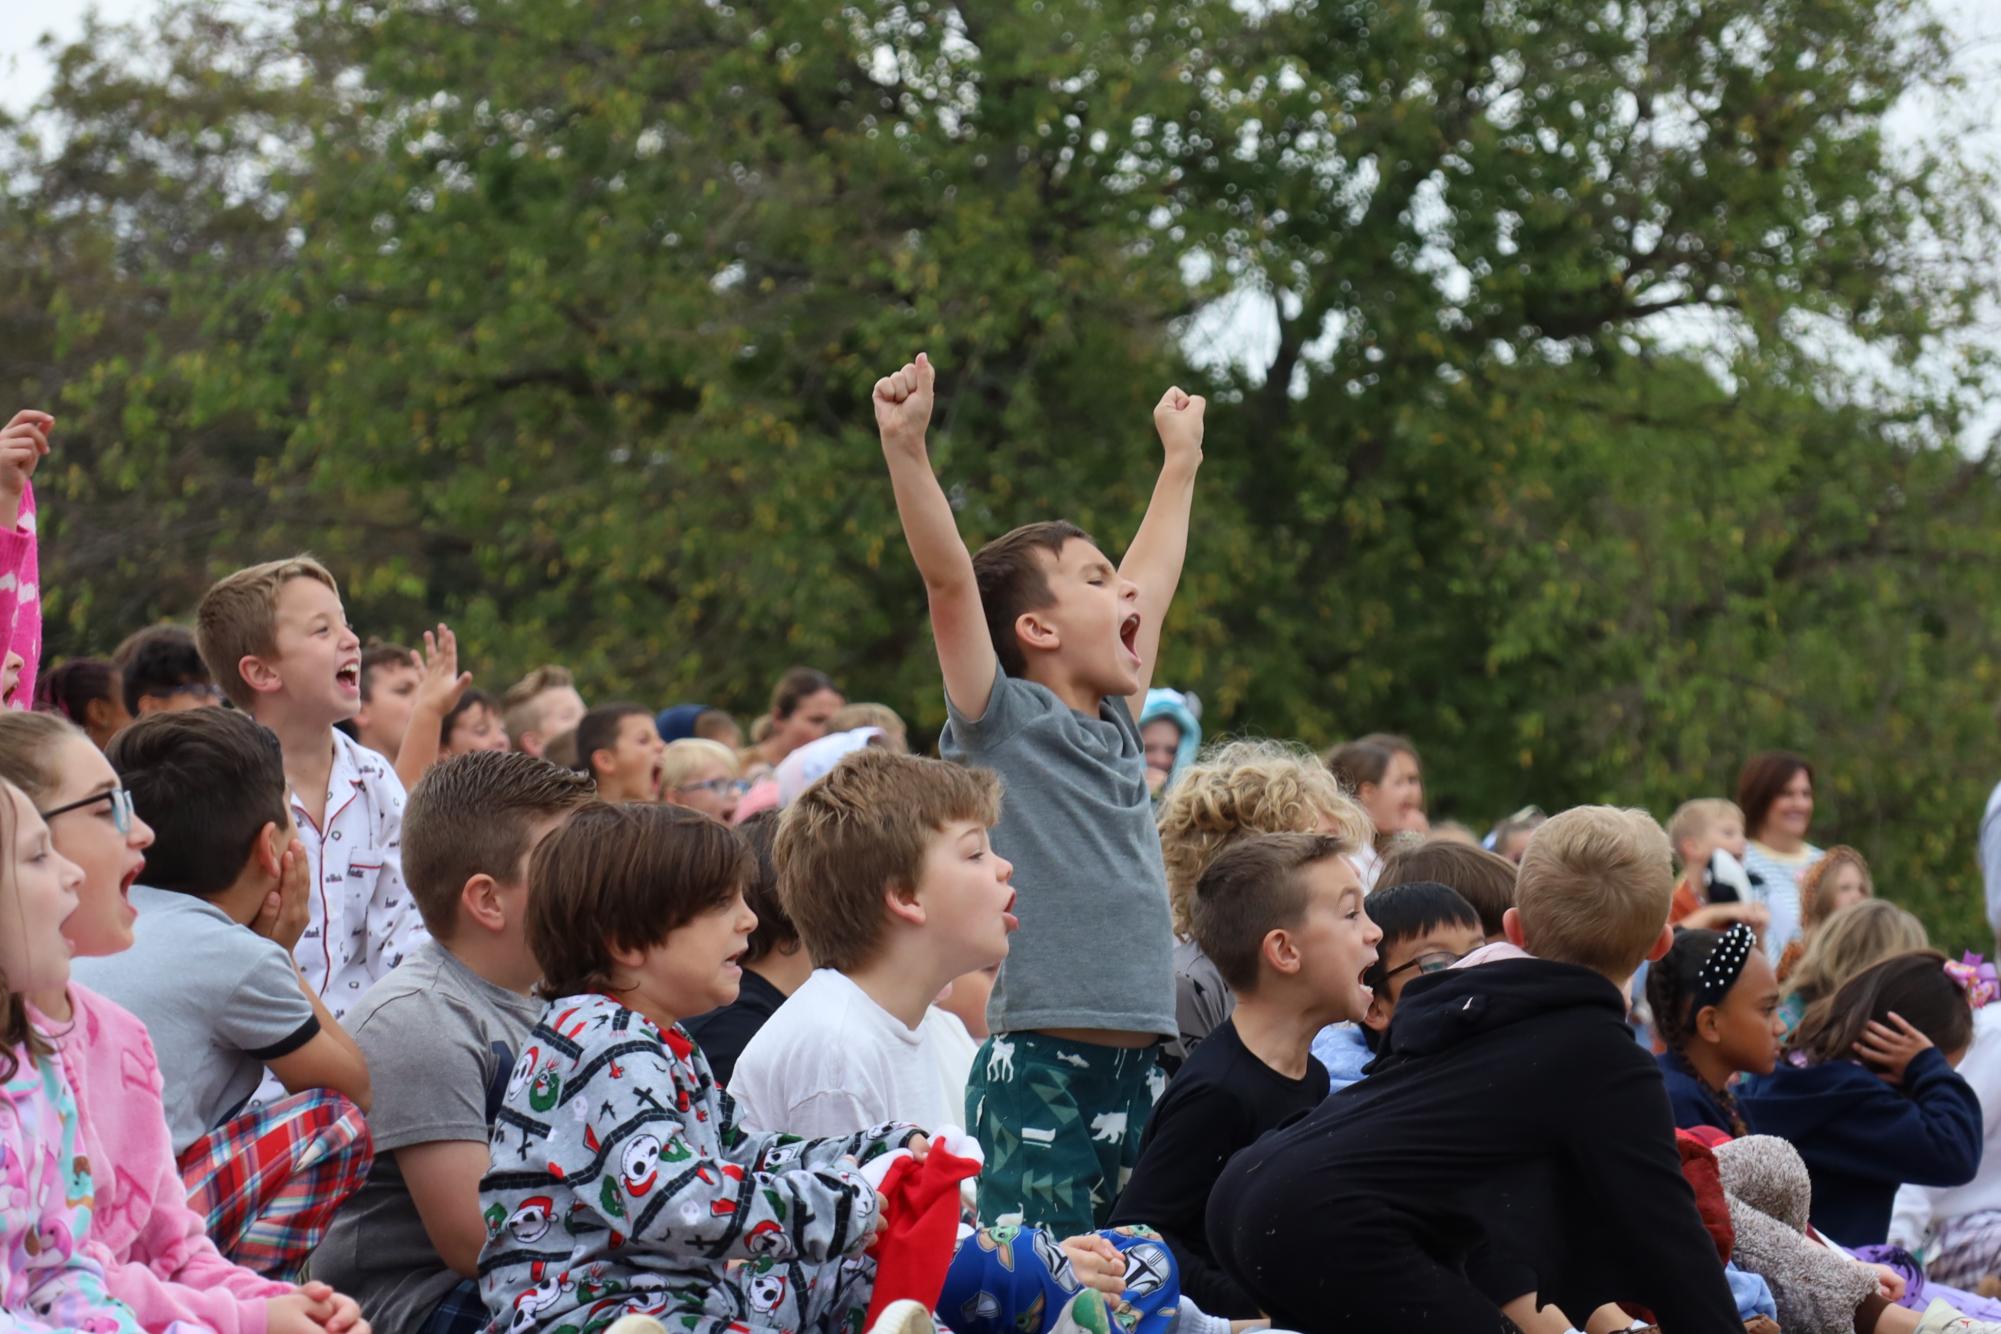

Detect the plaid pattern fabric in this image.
[422,1278,489,1334]
[177,1089,374,1281]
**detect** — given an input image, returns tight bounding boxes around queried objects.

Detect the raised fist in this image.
[873,353,936,455]
[1153,386,1205,462]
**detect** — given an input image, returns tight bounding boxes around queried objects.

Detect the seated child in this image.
[1206,806,1743,1332]
[1778,846,1875,981]
[0,710,366,1333]
[1646,924,1785,1135]
[478,801,922,1334]
[1112,833,1381,1318]
[36,658,130,749]
[1740,950,1981,1247]
[1373,838,1517,942]
[574,701,663,802]
[681,812,810,1086]
[1156,740,1370,1063]
[499,665,586,761]
[73,709,375,1279]
[315,751,594,1334]
[1891,995,2001,1292]
[731,748,1194,1334]
[1666,798,1773,935]
[0,774,164,1333]
[1308,881,1484,1092]
[1780,899,1931,1039]
[658,738,744,824]
[119,625,222,715]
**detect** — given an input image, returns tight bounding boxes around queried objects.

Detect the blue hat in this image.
[655,704,707,743]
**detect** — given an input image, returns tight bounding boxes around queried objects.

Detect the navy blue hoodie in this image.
[1738,1046,1981,1245]
[1206,957,1742,1332]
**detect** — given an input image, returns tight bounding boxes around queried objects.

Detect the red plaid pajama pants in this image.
[176,1089,374,1281]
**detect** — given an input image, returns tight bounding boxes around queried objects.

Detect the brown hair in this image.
[1792,950,1973,1070]
[1781,898,1929,1013]
[1192,833,1354,992]
[1378,838,1518,938]
[195,556,340,709]
[501,665,577,741]
[1799,846,1873,934]
[736,810,795,965]
[109,710,288,898]
[575,702,653,781]
[359,641,417,702]
[35,659,119,725]
[0,776,52,1082]
[403,751,597,938]
[1157,739,1368,936]
[773,747,1001,972]
[971,521,1092,677]
[770,667,840,719]
[0,711,85,804]
[1736,751,1814,842]
[1515,806,1674,978]
[527,803,754,1001]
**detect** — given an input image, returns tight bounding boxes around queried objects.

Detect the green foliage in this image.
[3,0,1998,946]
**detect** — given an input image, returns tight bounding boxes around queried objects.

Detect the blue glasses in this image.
[39,787,136,835]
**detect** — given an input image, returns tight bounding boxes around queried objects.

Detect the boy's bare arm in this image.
[1119,387,1206,718]
[875,353,998,720]
[266,966,374,1113]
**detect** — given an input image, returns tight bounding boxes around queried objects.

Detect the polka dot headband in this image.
[1693,922,1757,1011]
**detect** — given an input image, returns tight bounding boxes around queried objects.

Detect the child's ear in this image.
[1261,927,1302,977]
[1362,993,1392,1034]
[238,654,284,698]
[252,821,286,880]
[1694,1003,1722,1044]
[1501,906,1528,949]
[1645,922,1675,963]
[461,874,505,932]
[1014,611,1060,656]
[884,882,925,927]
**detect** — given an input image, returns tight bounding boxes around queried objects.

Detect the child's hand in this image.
[0,410,52,501]
[1855,1011,1934,1085]
[1152,386,1205,465]
[873,353,936,457]
[904,1132,931,1164]
[411,625,473,719]
[254,838,313,952]
[1871,1264,1908,1302]
[264,1291,336,1334]
[1,651,22,708]
[1058,1234,1129,1302]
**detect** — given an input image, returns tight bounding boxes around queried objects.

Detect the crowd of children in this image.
[1,369,2000,1334]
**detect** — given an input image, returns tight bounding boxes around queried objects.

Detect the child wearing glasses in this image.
[657,737,745,823]
[1310,881,1486,1094]
[70,709,377,1283]
[1109,833,1382,1319]
[0,710,371,1332]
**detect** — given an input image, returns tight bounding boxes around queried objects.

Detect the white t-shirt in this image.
[1982,780,2001,939]
[729,969,976,1139]
[1891,1005,2001,1249]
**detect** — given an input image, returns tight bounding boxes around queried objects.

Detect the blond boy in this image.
[1203,807,1743,1333]
[196,557,426,1032]
[1666,797,1771,935]
[499,664,586,759]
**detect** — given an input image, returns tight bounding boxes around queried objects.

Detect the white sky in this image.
[5,0,2000,440]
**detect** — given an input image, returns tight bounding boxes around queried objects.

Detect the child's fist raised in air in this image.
[1153,387,1205,464]
[873,353,936,456]
[0,409,53,501]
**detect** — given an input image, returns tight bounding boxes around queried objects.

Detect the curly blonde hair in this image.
[1158,739,1372,935]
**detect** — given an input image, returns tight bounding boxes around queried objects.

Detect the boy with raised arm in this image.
[874,352,1204,1236]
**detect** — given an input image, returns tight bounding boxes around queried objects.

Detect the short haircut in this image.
[35,659,119,723]
[773,747,1001,972]
[439,688,497,746]
[0,711,88,803]
[1359,881,1481,994]
[403,750,596,937]
[1515,806,1674,977]
[1192,833,1351,992]
[828,702,907,743]
[108,709,288,897]
[527,803,754,1001]
[693,709,739,744]
[575,702,653,779]
[1157,739,1370,935]
[1735,751,1814,842]
[769,667,841,719]
[971,521,1092,677]
[501,665,576,740]
[543,727,580,771]
[1666,798,1744,862]
[359,641,417,702]
[119,626,214,715]
[736,810,795,965]
[1378,839,1518,938]
[196,555,340,708]
[659,738,740,790]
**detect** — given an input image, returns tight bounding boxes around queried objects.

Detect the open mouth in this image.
[1002,890,1019,933]
[1119,613,1142,664]
[335,663,361,692]
[119,863,142,905]
[723,947,746,974]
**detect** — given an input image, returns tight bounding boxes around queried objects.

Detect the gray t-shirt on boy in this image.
[941,662,1175,1036]
[312,941,540,1334]
[73,885,318,1154]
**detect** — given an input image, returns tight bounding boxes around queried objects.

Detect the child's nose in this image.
[996,855,1014,884]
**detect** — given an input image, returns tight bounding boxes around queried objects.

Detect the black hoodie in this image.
[1205,956,1742,1333]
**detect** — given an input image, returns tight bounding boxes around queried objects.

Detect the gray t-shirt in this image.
[72,885,318,1154]
[941,663,1175,1035]
[312,941,540,1333]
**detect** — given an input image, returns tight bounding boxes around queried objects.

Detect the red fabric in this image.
[1673,1130,1735,1263]
[862,1144,983,1326]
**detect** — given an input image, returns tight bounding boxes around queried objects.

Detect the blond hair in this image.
[1666,798,1743,865]
[828,703,908,752]
[501,665,576,741]
[774,747,1001,972]
[1515,806,1674,977]
[1158,739,1371,936]
[195,556,340,709]
[1782,898,1928,1012]
[658,738,740,791]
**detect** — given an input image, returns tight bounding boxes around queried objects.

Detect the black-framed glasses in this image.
[1382,949,1468,983]
[38,787,136,835]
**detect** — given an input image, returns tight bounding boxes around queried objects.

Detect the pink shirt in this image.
[38,985,289,1334]
[1,481,40,710]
